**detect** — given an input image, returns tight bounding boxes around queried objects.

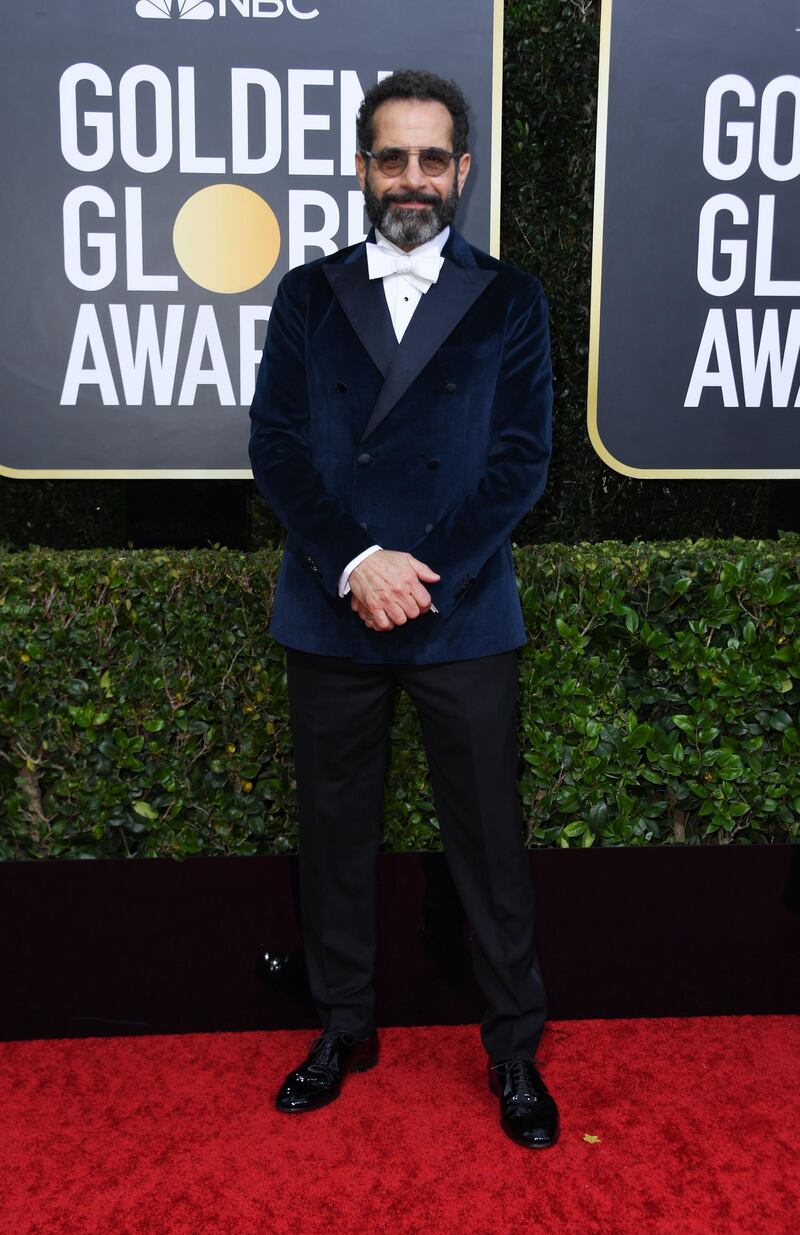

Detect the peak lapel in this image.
[360,257,496,442]
[324,256,396,378]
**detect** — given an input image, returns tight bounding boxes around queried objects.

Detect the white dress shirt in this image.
[366,226,448,341]
[338,227,450,598]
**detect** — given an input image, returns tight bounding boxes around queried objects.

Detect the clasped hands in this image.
[348,549,440,631]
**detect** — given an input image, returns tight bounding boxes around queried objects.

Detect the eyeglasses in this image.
[361,147,461,178]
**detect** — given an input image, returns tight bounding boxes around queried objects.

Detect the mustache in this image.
[382,190,441,206]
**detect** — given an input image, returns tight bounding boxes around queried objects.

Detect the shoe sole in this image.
[351,1054,379,1073]
[501,1120,560,1149]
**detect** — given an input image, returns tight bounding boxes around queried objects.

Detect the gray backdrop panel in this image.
[0,1,497,472]
[596,0,800,472]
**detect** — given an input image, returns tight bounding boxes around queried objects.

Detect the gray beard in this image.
[363,177,459,248]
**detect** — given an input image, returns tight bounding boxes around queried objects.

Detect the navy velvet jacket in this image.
[248,227,553,664]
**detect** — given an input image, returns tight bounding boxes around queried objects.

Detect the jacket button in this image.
[357,452,371,464]
[424,523,434,534]
[359,521,367,530]
[427,458,441,469]
[443,382,457,393]
[336,381,348,393]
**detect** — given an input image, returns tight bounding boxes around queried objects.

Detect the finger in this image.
[408,582,432,612]
[400,594,421,620]
[360,605,396,631]
[365,617,396,632]
[383,600,408,626]
[408,556,441,581]
[371,607,396,631]
[383,588,421,620]
[375,586,429,621]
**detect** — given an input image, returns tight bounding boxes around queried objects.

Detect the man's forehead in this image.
[371,98,454,148]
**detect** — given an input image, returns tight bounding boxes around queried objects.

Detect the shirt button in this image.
[443,382,457,393]
[424,523,434,534]
[357,452,371,465]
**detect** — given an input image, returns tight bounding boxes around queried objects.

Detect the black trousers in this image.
[285,647,548,1063]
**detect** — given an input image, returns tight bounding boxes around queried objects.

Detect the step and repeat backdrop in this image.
[0,0,501,477]
[590,0,800,476]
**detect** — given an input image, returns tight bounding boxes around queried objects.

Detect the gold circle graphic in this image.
[172,184,280,294]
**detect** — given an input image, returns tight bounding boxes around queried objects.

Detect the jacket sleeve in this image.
[248,274,377,600]
[408,279,553,620]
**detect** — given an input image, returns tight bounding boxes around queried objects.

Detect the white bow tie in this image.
[365,243,443,294]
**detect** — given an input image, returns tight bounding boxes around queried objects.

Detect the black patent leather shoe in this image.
[489,1058,559,1148]
[275,1029,379,1113]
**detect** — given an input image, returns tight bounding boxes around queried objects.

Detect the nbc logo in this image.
[136,0,213,16]
[135,0,319,18]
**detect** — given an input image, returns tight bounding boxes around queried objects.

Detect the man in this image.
[249,69,558,1149]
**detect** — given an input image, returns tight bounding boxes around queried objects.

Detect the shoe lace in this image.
[304,1030,358,1082]
[491,1057,544,1104]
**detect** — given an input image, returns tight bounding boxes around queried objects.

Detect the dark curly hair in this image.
[355,69,470,156]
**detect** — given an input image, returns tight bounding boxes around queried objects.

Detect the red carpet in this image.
[2,1017,799,1235]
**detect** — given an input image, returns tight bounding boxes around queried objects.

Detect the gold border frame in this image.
[489,0,504,259]
[587,0,800,478]
[2,0,506,481]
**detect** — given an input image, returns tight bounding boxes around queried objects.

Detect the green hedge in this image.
[2,539,799,859]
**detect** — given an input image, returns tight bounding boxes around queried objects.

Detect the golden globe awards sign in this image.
[589,0,800,476]
[0,1,501,477]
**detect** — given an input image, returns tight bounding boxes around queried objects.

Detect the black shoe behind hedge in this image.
[276,1029,379,1113]
[489,1057,560,1148]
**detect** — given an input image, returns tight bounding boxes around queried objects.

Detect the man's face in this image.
[356,98,471,250]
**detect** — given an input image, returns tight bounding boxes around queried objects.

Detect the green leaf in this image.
[132,801,158,820]
[588,802,608,827]
[629,723,653,749]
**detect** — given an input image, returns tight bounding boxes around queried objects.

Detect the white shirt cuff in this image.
[339,545,382,597]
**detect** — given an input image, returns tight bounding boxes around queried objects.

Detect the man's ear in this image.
[355,151,367,191]
[457,152,471,194]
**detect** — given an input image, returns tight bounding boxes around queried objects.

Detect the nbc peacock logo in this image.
[135,0,320,18]
[136,1,214,18]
